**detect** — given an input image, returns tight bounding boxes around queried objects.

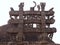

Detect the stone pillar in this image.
[17,2,24,41]
[40,3,48,41]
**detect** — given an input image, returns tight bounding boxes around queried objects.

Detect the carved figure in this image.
[0,1,59,45]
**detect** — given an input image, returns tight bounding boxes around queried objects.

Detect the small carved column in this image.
[40,3,48,41]
[18,2,24,42]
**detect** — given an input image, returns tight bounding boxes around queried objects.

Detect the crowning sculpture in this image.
[0,1,60,45]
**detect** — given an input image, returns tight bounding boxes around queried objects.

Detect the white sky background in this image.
[0,0,60,44]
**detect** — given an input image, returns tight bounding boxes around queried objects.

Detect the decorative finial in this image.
[37,5,40,11]
[19,2,24,11]
[33,1,36,8]
[40,2,46,11]
[19,2,24,7]
[30,1,36,11]
[10,7,14,11]
[49,8,54,11]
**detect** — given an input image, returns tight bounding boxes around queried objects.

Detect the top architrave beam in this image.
[9,11,54,16]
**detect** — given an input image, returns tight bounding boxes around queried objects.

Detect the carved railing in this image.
[8,19,55,24]
[23,28,56,33]
[24,19,55,24]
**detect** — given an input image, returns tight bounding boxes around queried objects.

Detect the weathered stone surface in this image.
[0,1,59,45]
